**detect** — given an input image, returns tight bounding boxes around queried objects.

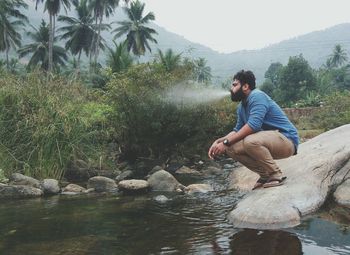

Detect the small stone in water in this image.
[154,195,169,203]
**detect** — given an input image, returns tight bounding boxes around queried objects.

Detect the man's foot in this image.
[263,176,287,188]
[252,178,268,190]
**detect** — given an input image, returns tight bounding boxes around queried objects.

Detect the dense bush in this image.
[106,64,235,160]
[313,91,350,130]
[0,73,109,179]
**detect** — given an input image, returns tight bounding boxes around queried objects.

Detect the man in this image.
[208,70,299,189]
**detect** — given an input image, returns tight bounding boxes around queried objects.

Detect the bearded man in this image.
[208,70,299,189]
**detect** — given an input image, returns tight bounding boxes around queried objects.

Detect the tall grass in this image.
[0,72,109,180]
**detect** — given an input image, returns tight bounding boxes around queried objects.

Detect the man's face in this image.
[230,79,245,102]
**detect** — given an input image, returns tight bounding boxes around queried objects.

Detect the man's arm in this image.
[224,123,254,145]
[208,124,254,159]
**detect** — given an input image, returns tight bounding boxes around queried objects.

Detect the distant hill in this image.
[9,1,350,84]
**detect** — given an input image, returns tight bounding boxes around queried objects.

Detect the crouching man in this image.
[208,70,299,189]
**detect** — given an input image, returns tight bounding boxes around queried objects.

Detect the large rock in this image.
[0,185,43,198]
[333,179,350,208]
[9,173,41,189]
[87,176,118,192]
[42,179,60,194]
[118,179,149,192]
[227,124,350,229]
[147,170,184,191]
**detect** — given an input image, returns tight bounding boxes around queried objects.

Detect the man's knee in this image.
[226,140,244,156]
[243,134,262,151]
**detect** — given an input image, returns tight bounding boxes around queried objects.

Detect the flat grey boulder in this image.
[0,185,43,198]
[227,124,350,229]
[147,170,184,191]
[333,179,350,208]
[9,173,41,189]
[42,179,60,194]
[118,179,149,192]
[87,176,118,192]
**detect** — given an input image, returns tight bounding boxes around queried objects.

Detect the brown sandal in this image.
[263,177,287,188]
[252,178,268,190]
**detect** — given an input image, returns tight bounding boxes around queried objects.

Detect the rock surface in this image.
[227,124,350,229]
[87,176,118,192]
[62,184,86,193]
[333,179,350,208]
[42,179,60,194]
[0,185,43,198]
[118,179,149,192]
[147,170,184,191]
[185,184,214,194]
[175,166,201,175]
[9,173,41,189]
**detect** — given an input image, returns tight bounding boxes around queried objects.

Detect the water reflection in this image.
[229,229,302,255]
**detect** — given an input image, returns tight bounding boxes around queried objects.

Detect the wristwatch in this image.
[223,139,230,146]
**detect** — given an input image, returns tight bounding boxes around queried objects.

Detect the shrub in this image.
[106,64,234,160]
[312,91,350,130]
[0,72,108,179]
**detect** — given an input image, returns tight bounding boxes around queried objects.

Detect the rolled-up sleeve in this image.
[246,93,269,131]
[233,107,244,132]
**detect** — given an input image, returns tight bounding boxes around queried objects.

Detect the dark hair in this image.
[233,70,256,90]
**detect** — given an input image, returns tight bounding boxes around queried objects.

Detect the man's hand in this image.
[208,141,226,159]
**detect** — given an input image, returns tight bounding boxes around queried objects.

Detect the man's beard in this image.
[230,88,245,102]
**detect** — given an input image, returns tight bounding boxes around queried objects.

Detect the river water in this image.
[0,167,350,255]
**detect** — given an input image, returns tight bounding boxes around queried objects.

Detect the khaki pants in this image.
[225,130,295,179]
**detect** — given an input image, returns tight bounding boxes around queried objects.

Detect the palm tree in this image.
[88,0,121,67]
[113,0,157,56]
[35,0,71,73]
[330,44,348,68]
[107,41,133,73]
[194,58,212,83]
[58,0,109,69]
[18,20,68,71]
[156,49,181,72]
[0,0,28,69]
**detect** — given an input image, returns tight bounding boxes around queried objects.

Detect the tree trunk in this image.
[94,15,103,69]
[48,14,54,73]
[89,16,99,72]
[4,27,9,69]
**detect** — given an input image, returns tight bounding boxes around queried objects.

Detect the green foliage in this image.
[194,57,212,83]
[265,55,317,106]
[107,41,134,73]
[0,168,6,182]
[279,55,317,104]
[156,48,182,72]
[113,0,157,56]
[0,72,107,179]
[18,20,68,71]
[106,64,234,160]
[313,91,350,130]
[295,91,322,107]
[329,44,348,68]
[58,0,107,62]
[264,62,283,84]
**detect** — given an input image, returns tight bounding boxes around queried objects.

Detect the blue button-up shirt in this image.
[233,89,299,150]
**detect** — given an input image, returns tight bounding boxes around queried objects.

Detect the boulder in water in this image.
[228,124,350,229]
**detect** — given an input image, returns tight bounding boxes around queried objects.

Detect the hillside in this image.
[8,2,350,83]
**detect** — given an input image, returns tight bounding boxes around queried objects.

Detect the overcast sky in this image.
[141,0,350,53]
